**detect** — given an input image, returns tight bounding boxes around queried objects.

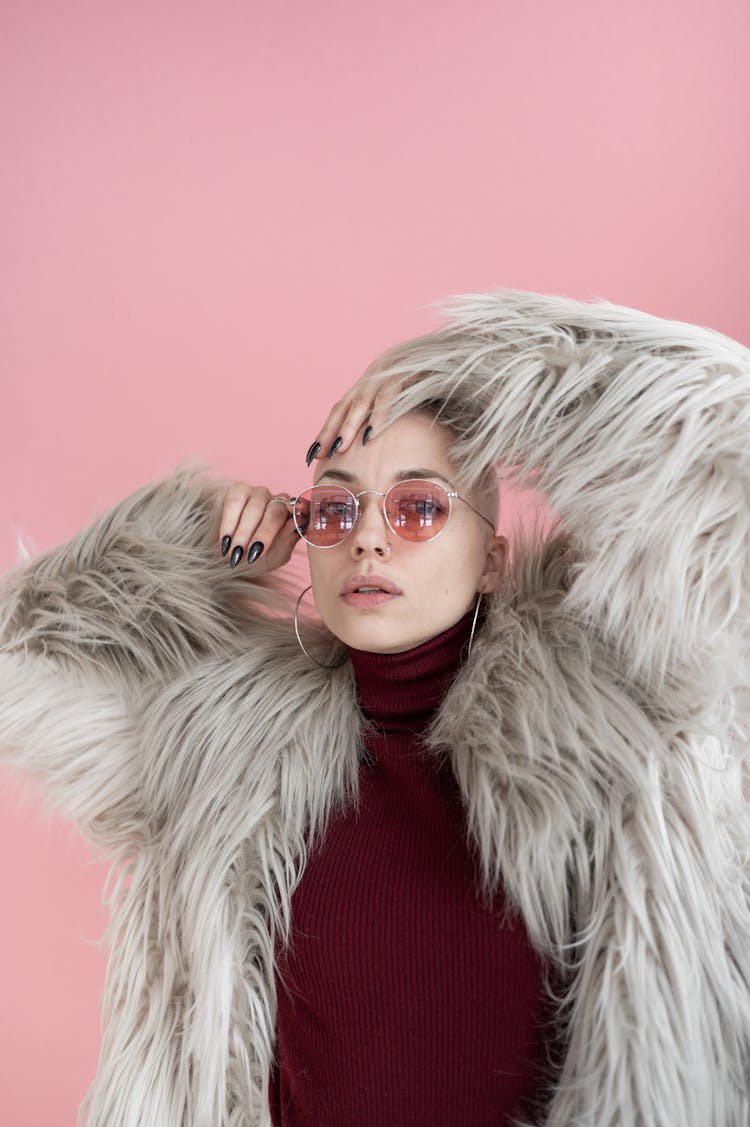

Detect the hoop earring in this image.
[294,585,348,669]
[466,592,483,659]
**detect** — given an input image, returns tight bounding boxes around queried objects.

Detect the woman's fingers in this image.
[305,395,360,464]
[360,378,410,441]
[217,484,298,573]
[306,374,410,465]
[251,508,300,574]
[317,392,374,459]
[231,488,285,558]
[218,482,256,554]
[235,493,293,572]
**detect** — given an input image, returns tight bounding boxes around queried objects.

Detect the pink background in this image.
[1,1,748,1122]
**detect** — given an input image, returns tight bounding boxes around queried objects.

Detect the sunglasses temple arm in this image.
[458,496,496,534]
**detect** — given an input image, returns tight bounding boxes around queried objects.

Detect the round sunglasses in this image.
[289,478,495,548]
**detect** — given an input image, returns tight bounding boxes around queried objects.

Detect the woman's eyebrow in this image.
[315,468,458,489]
[397,468,457,488]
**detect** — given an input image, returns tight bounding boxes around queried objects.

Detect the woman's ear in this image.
[479,535,509,594]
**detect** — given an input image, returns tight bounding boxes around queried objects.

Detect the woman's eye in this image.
[319,502,351,520]
[404,499,443,518]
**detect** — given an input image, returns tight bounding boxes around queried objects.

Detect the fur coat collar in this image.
[1,290,748,1126]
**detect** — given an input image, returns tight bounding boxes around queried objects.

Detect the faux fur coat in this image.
[1,291,749,1127]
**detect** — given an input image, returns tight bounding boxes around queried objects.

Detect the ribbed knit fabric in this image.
[269,608,551,1126]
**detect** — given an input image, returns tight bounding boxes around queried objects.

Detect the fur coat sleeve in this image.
[1,291,748,1127]
[0,464,288,849]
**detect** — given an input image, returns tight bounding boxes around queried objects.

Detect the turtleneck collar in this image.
[344,603,485,735]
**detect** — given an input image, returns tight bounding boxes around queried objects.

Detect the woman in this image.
[0,289,748,1126]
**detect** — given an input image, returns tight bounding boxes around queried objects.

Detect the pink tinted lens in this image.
[386,481,450,541]
[295,487,356,546]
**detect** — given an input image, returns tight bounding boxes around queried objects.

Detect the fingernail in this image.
[221,534,232,557]
[362,425,373,446]
[328,436,343,458]
[247,540,264,565]
[306,441,321,467]
[230,544,244,568]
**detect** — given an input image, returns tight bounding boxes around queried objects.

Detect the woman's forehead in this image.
[313,412,457,487]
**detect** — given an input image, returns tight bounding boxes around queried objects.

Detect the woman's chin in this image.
[331,615,415,654]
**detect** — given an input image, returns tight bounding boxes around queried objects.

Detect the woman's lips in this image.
[340,574,402,606]
[341,591,401,608]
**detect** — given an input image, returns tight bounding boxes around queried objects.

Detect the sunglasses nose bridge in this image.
[351,489,392,537]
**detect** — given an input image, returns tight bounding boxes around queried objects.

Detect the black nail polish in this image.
[362,425,373,446]
[230,544,244,568]
[221,534,232,557]
[306,441,321,467]
[247,540,264,565]
[328,436,343,458]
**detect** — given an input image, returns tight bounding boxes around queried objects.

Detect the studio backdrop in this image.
[0,1,748,1123]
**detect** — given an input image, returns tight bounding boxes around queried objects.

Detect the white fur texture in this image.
[1,290,748,1126]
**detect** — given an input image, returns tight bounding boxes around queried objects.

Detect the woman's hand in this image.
[217,483,301,572]
[304,367,421,466]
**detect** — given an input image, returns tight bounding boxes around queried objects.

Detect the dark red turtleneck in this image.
[269,609,552,1126]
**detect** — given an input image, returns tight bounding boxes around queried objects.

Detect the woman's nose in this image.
[349,494,391,555]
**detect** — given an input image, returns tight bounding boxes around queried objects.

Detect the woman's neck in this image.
[344,606,482,735]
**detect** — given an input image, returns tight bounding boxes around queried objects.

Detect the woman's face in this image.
[307,412,508,653]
